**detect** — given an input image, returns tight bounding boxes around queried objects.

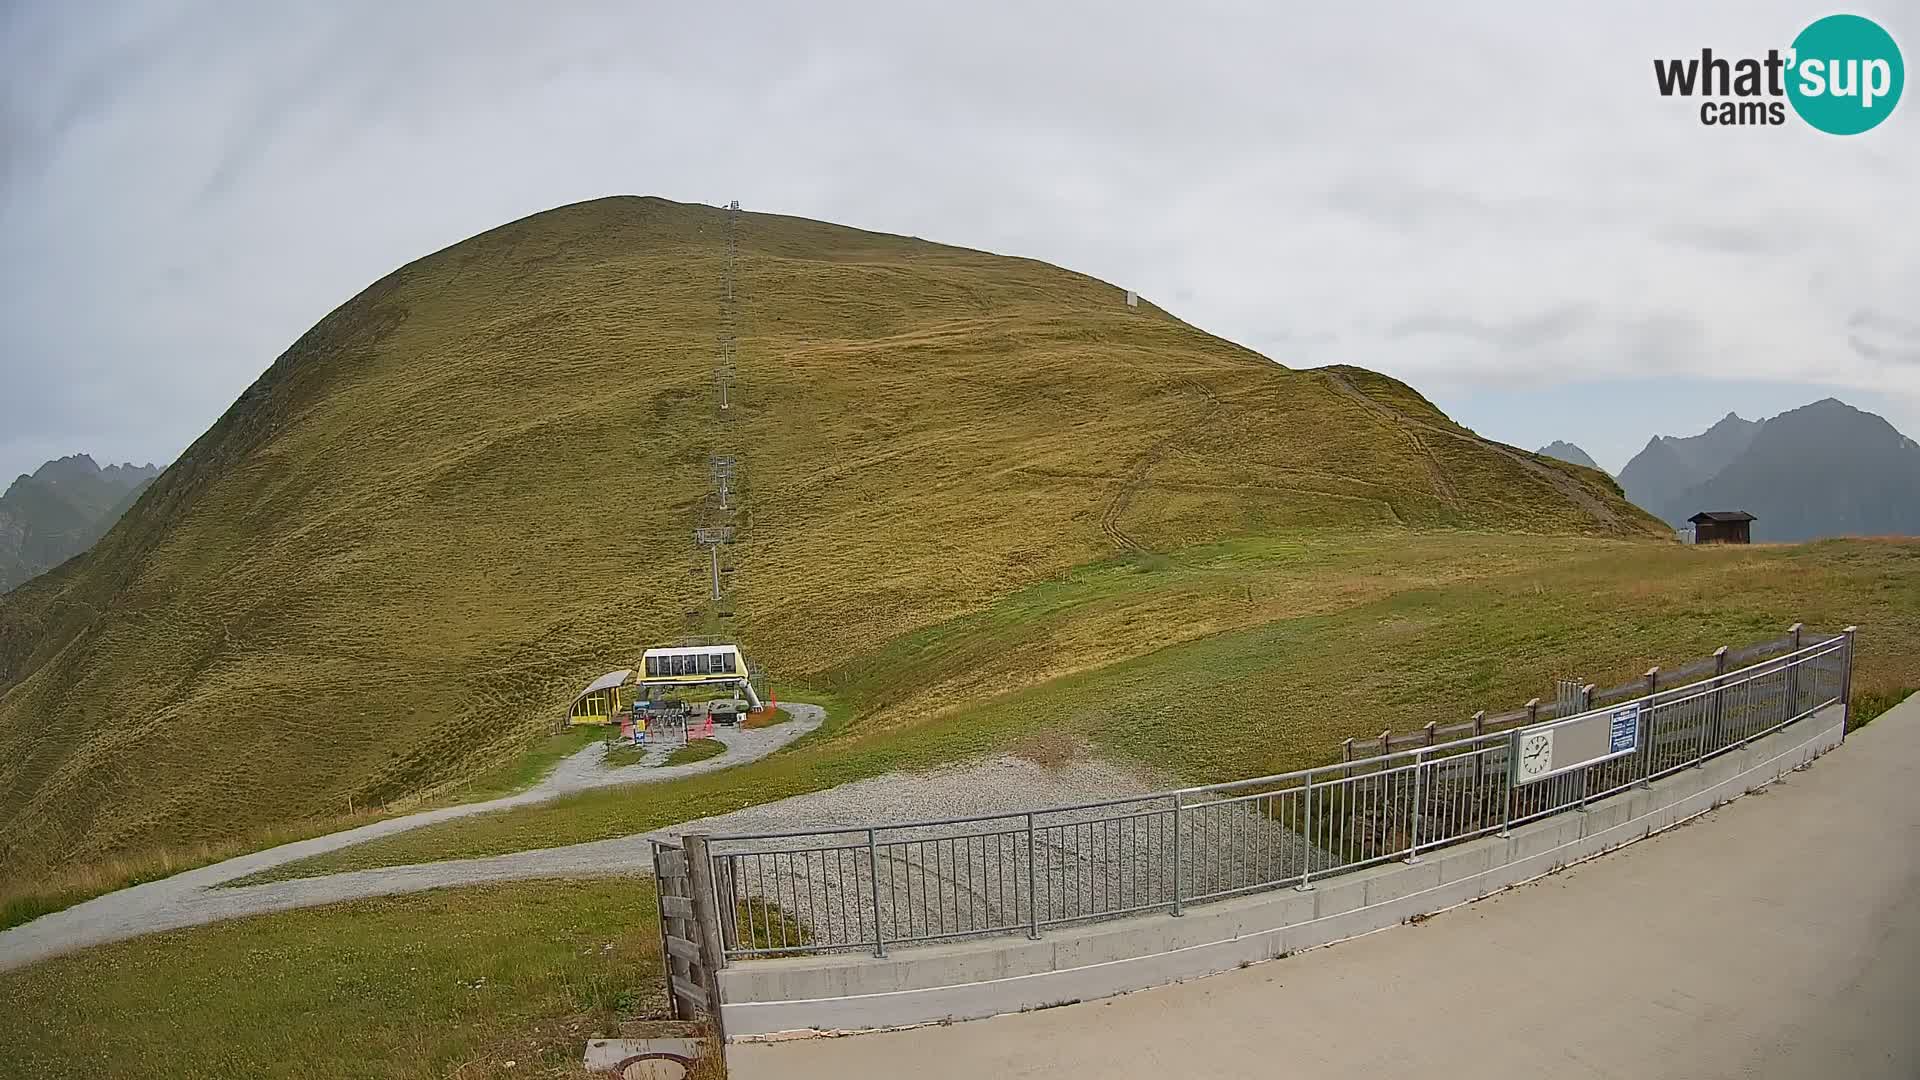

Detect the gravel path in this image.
[0,722,1328,974]
[17,754,1184,964]
[0,705,825,973]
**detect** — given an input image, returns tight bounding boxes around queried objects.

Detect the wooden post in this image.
[650,842,689,1022]
[1341,737,1354,779]
[683,835,730,1045]
[1423,721,1437,746]
[1525,698,1539,724]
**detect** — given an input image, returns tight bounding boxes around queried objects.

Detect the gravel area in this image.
[545,711,814,794]
[686,756,1336,952]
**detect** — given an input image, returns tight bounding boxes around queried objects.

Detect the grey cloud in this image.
[1322,178,1504,230]
[1623,313,1710,370]
[1849,310,1920,366]
[1389,306,1591,352]
[1661,221,1803,256]
[1,0,1917,484]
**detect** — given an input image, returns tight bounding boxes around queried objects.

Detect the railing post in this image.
[1841,625,1858,736]
[1639,667,1658,786]
[1471,710,1486,787]
[866,828,886,958]
[1406,750,1425,863]
[1024,813,1040,939]
[1787,623,1803,715]
[1297,773,1315,891]
[1525,698,1539,725]
[1170,793,1185,916]
[1497,749,1515,838]
[1706,646,1729,760]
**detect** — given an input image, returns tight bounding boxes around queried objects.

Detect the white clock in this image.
[1516,730,1555,782]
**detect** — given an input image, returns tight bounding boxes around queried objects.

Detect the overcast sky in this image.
[3,1,1916,482]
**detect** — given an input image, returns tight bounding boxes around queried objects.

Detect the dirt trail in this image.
[1320,368,1630,529]
[1100,376,1222,552]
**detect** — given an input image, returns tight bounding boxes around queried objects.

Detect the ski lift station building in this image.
[640,644,763,710]
[565,645,763,725]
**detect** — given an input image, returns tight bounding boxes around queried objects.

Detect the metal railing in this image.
[699,628,1855,961]
[1341,625,1823,760]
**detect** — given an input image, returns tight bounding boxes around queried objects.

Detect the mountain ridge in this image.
[1617,411,1759,517]
[0,195,1668,874]
[1676,399,1920,541]
[0,454,159,593]
[1617,399,1920,540]
[1536,440,1601,471]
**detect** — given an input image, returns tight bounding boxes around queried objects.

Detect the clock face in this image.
[1517,731,1555,780]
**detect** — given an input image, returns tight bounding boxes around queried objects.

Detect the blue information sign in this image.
[1609,703,1641,754]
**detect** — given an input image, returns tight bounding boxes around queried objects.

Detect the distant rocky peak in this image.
[31,453,103,485]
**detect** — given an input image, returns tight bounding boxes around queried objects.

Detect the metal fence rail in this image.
[701,628,1855,961]
[1339,626,1826,759]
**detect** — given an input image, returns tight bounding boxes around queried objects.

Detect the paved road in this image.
[0,705,824,973]
[733,693,1920,1080]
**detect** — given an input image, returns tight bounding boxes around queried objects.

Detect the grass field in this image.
[0,879,666,1080]
[0,807,392,933]
[250,535,1920,881]
[602,742,648,767]
[438,726,611,803]
[0,725,613,932]
[0,195,1665,885]
[661,739,728,767]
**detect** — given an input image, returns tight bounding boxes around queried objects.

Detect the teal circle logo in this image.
[1787,14,1903,134]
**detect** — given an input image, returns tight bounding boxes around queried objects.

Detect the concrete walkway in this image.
[0,705,824,973]
[733,693,1920,1080]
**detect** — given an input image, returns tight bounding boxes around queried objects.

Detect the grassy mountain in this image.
[0,455,158,592]
[1678,399,1920,541]
[0,196,1668,876]
[1618,412,1759,520]
[1536,440,1601,471]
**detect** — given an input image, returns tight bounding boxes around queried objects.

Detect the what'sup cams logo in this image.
[1654,13,1903,133]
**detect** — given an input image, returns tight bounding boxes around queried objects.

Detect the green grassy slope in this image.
[0,196,1666,878]
[0,879,663,1080]
[254,535,1919,880]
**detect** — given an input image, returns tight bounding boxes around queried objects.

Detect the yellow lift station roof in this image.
[572,669,633,704]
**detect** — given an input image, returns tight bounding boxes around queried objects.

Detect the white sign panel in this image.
[1511,700,1643,786]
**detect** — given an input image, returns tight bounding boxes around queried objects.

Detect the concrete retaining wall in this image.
[719,703,1847,1039]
